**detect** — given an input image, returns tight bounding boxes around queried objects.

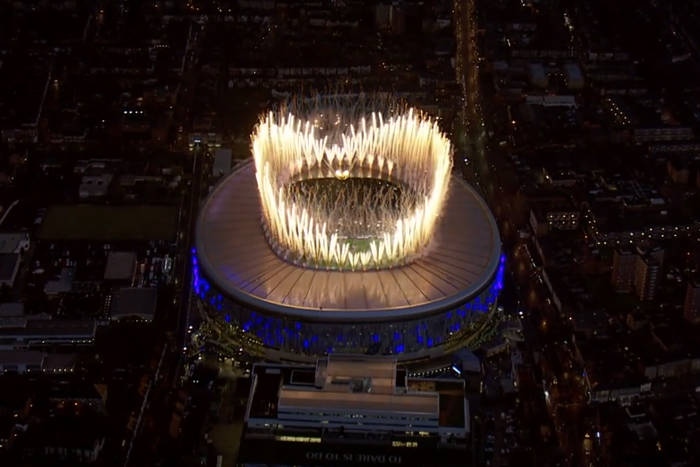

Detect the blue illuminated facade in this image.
[192,249,505,360]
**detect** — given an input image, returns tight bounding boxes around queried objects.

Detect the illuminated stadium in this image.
[193,99,503,362]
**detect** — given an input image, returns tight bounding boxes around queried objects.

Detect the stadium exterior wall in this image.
[191,250,504,361]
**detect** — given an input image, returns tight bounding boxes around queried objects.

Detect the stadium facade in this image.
[193,160,503,363]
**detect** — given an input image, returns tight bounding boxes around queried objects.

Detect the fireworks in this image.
[251,106,453,271]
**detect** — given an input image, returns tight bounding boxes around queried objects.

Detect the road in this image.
[454,1,590,465]
[122,19,209,467]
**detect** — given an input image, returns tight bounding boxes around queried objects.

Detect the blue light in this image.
[427,338,434,347]
[372,334,380,343]
[295,322,301,330]
[303,339,309,349]
[395,344,405,353]
[393,331,400,341]
[224,314,230,323]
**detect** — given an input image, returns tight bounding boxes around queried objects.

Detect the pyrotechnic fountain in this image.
[251,106,453,271]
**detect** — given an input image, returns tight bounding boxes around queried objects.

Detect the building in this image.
[0,350,45,373]
[611,249,636,292]
[109,287,157,322]
[529,200,579,236]
[28,415,106,464]
[78,174,112,198]
[633,127,694,143]
[563,63,584,89]
[0,232,29,288]
[637,244,665,269]
[240,356,469,466]
[0,319,96,350]
[527,63,548,88]
[0,350,77,374]
[188,132,222,151]
[44,267,75,295]
[212,148,232,178]
[684,280,700,324]
[0,232,30,254]
[0,253,21,288]
[524,95,577,107]
[194,161,503,362]
[103,251,136,282]
[634,255,660,302]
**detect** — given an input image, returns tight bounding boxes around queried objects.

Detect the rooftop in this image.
[248,355,467,431]
[196,160,501,320]
[103,251,136,281]
[110,287,157,321]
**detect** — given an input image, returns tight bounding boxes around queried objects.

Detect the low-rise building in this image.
[78,174,112,199]
[0,319,96,350]
[0,350,45,373]
[109,287,157,322]
[240,356,470,465]
[684,279,700,324]
[103,251,136,282]
[529,200,579,236]
[633,255,660,302]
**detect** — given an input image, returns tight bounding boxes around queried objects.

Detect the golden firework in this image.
[251,108,453,270]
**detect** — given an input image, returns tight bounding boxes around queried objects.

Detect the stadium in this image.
[193,103,503,362]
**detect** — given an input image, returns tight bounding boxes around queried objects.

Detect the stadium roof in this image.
[196,160,500,321]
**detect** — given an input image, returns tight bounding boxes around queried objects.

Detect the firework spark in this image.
[251,107,453,270]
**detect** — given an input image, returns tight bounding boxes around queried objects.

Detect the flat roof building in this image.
[0,253,21,287]
[684,280,700,324]
[103,251,136,281]
[110,287,157,322]
[212,148,232,178]
[0,232,30,254]
[0,350,45,374]
[44,267,75,295]
[240,356,469,466]
[0,319,96,350]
